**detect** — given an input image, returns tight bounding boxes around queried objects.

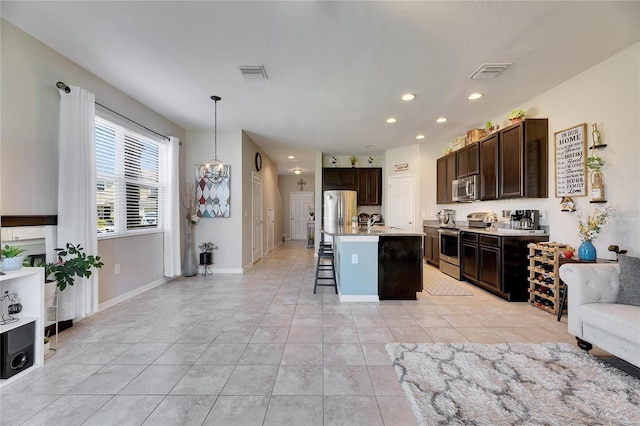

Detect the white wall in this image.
[184,129,244,272]
[0,20,186,306]
[420,43,640,258]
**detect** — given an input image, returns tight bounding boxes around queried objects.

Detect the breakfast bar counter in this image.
[323,227,424,301]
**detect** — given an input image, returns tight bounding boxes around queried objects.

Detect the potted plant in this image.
[308,205,315,221]
[44,243,104,291]
[485,121,499,134]
[1,245,27,271]
[198,242,218,265]
[508,109,526,124]
[349,156,357,167]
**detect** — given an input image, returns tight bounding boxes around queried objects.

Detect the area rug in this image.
[423,268,471,296]
[386,342,640,426]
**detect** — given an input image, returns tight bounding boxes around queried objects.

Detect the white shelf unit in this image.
[0,267,45,388]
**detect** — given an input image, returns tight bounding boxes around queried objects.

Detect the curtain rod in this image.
[56,81,171,141]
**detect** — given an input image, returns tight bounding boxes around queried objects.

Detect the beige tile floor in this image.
[1,241,637,425]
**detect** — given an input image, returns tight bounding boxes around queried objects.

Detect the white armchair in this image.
[559,263,640,367]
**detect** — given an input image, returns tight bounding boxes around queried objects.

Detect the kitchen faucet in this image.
[367,216,377,231]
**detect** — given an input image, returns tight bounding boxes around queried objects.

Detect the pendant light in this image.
[203,95,227,185]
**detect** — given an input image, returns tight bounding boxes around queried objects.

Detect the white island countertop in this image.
[322,226,424,237]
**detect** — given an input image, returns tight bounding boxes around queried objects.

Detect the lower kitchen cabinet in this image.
[461,231,548,301]
[461,233,479,281]
[423,226,440,266]
[378,235,423,300]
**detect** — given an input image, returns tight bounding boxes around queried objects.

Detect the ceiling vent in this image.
[469,63,512,79]
[239,65,268,80]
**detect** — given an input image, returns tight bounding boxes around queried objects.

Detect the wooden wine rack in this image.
[527,242,567,315]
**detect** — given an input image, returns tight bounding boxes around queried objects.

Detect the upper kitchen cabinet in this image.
[356,168,382,206]
[479,134,498,200]
[436,152,457,204]
[322,167,357,189]
[498,118,548,199]
[322,167,382,205]
[456,143,479,178]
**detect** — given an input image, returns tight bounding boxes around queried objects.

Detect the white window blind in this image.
[95,116,166,236]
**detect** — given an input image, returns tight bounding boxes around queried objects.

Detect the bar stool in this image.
[314,240,337,294]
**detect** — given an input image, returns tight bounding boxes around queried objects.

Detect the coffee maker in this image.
[515,209,540,230]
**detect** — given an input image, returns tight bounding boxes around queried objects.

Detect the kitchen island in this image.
[323,227,424,301]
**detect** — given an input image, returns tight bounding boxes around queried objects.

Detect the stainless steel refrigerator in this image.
[323,190,358,234]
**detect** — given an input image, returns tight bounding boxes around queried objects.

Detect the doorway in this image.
[290,192,314,240]
[252,172,263,263]
[387,174,416,231]
[266,207,275,253]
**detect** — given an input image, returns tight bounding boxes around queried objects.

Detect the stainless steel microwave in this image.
[452,175,479,202]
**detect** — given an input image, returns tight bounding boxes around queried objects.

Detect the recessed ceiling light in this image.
[401,93,416,101]
[416,134,425,140]
[287,155,294,159]
[468,93,483,100]
[386,117,397,123]
[294,168,302,175]
[366,145,375,149]
[436,117,448,123]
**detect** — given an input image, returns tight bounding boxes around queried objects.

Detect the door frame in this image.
[387,173,416,231]
[252,172,263,263]
[290,191,314,240]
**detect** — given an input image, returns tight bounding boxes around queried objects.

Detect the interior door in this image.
[252,172,263,263]
[266,207,274,253]
[290,192,314,240]
[387,174,415,231]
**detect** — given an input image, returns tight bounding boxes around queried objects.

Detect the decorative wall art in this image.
[196,164,230,218]
[554,123,587,197]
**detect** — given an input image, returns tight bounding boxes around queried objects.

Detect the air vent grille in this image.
[239,65,268,80]
[469,63,512,79]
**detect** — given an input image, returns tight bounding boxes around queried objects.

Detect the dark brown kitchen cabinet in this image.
[423,226,440,266]
[479,134,498,200]
[456,143,479,178]
[478,235,501,291]
[461,231,548,301]
[322,167,357,189]
[356,168,382,206]
[436,152,457,204]
[461,234,479,282]
[498,118,548,199]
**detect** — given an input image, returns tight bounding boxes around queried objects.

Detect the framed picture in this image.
[196,165,230,218]
[554,123,587,197]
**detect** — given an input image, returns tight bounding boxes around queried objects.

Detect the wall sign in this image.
[554,123,587,197]
[394,163,409,172]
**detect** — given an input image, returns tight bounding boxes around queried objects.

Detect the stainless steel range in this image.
[438,228,462,280]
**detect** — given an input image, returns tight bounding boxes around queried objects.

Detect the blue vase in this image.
[578,241,597,261]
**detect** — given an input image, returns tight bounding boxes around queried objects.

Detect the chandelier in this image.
[203,95,227,185]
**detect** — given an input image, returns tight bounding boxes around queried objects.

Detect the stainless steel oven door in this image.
[439,228,460,266]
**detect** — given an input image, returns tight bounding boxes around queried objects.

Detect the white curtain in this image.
[164,136,181,276]
[57,85,98,320]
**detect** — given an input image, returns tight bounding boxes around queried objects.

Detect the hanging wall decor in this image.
[196,164,230,218]
[554,123,587,197]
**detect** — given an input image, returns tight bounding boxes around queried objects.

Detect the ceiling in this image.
[2,1,639,175]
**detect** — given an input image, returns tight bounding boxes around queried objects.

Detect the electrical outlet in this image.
[351,254,358,264]
[115,264,121,274]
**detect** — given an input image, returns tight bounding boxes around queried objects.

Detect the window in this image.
[96,116,165,236]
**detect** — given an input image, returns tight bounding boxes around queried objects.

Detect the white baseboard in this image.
[98,277,170,311]
[338,294,379,303]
